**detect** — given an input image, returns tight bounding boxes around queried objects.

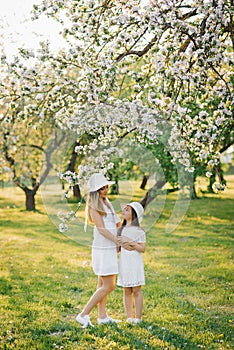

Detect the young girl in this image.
[76,173,121,328]
[117,202,146,324]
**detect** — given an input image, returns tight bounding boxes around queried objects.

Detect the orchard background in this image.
[0,1,233,349]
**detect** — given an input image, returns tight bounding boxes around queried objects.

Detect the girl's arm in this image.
[90,208,119,245]
[128,241,146,253]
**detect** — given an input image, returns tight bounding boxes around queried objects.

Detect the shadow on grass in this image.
[19,208,47,215]
[83,322,199,349]
[21,320,199,349]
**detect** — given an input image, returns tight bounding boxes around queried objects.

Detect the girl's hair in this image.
[86,191,111,223]
[117,206,140,236]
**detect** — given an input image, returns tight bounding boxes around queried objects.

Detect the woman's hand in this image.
[117,236,146,252]
[117,236,135,250]
[117,235,132,244]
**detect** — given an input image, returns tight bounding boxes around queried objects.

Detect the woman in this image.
[76,173,121,328]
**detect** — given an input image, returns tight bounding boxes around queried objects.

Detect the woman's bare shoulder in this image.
[90,207,102,219]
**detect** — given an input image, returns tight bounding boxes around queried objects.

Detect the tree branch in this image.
[21,144,45,152]
[208,62,231,95]
[3,131,27,191]
[115,34,157,62]
[38,131,66,188]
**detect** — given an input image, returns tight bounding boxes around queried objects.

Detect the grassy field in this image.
[0,176,233,350]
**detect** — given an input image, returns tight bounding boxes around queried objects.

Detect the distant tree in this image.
[0,52,67,210]
[1,114,65,210]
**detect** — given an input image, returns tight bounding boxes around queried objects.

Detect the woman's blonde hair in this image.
[86,191,111,223]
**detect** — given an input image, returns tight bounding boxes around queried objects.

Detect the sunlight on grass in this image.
[0,175,233,349]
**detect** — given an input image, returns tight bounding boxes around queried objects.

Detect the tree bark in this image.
[109,179,119,194]
[140,175,149,190]
[208,173,216,193]
[73,184,81,198]
[216,163,226,186]
[207,163,226,193]
[191,182,197,199]
[67,141,82,200]
[140,180,166,209]
[25,190,36,211]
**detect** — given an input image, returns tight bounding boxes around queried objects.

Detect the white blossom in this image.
[58,223,68,233]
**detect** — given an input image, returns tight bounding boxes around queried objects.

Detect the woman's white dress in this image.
[117,226,146,287]
[92,202,120,276]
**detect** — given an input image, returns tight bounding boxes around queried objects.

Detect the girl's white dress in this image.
[92,202,120,276]
[117,226,146,287]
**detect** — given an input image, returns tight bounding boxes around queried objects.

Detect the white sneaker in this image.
[98,316,121,325]
[76,313,94,328]
[126,318,134,323]
[133,318,142,324]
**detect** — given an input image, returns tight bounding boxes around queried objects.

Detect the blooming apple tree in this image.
[31,0,233,185]
[1,1,233,207]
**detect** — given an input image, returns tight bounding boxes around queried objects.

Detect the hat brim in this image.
[89,180,115,192]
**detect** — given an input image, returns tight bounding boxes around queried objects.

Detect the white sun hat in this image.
[121,202,144,222]
[87,173,115,192]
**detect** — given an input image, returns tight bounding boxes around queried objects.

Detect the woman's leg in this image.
[97,276,107,318]
[80,275,116,317]
[123,287,133,318]
[132,286,143,319]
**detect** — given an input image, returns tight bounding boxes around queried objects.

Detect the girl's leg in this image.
[132,286,143,319]
[123,287,133,319]
[80,275,116,317]
[97,276,107,319]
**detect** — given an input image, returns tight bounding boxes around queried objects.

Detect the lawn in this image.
[0,176,233,349]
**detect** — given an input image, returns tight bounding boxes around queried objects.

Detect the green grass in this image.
[0,176,233,349]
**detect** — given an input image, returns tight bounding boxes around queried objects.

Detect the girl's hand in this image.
[122,242,135,251]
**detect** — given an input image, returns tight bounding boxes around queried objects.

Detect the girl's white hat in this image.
[87,173,115,192]
[121,202,144,222]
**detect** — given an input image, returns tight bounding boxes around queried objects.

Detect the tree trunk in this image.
[73,184,81,199]
[207,163,226,193]
[109,179,119,194]
[67,141,82,199]
[140,180,166,209]
[25,190,36,211]
[191,182,197,199]
[216,163,226,186]
[140,175,149,190]
[208,173,216,193]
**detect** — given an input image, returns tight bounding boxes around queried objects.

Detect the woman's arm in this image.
[90,208,119,245]
[116,221,122,229]
[117,236,146,252]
